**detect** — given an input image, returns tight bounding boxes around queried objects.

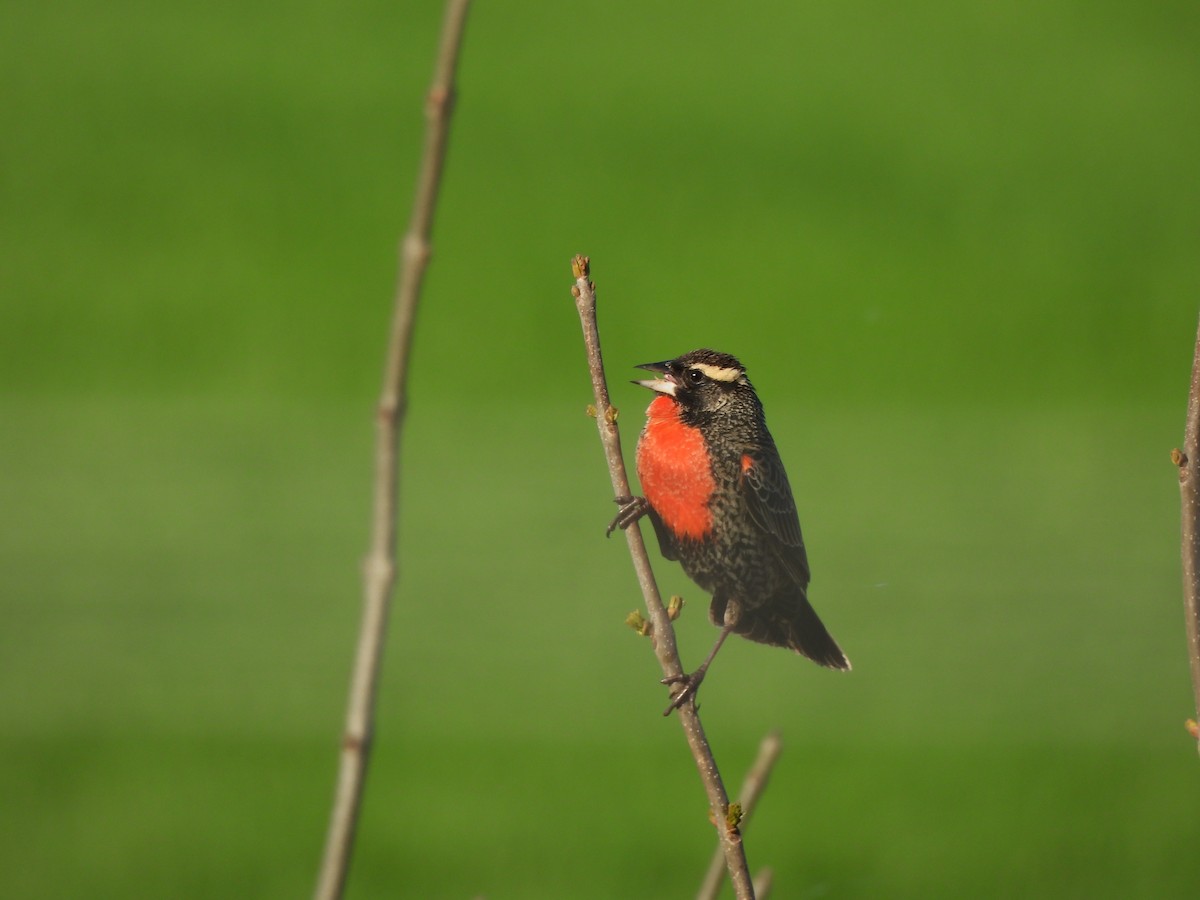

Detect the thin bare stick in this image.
[314,3,471,898]
[697,730,783,900]
[752,868,775,899]
[571,255,756,900]
[1174,310,1200,755]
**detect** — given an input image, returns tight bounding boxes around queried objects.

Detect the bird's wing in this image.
[646,506,680,562]
[739,449,811,586]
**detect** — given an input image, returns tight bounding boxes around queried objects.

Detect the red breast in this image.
[636,394,715,540]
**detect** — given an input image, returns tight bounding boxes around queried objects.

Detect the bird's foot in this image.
[607,495,649,537]
[660,669,707,716]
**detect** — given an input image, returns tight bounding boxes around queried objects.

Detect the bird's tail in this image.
[728,588,851,671]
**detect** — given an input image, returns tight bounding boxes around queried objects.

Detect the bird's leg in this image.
[661,622,735,715]
[607,495,650,537]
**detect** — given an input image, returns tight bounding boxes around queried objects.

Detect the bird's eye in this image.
[685,368,705,385]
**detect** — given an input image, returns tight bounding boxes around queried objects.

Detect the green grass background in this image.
[4,1,1199,896]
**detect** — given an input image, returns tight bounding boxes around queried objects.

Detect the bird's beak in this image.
[633,360,676,396]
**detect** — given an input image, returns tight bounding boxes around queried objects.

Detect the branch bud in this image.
[725,802,743,836]
[625,610,652,636]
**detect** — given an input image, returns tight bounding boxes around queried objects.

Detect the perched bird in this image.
[611,348,849,711]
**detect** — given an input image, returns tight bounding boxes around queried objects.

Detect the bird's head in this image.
[634,348,752,417]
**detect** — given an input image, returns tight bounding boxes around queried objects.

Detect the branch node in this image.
[402,232,432,267]
[425,84,456,118]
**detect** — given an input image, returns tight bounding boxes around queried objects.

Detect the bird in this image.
[610,348,849,712]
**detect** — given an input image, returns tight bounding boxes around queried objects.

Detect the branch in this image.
[697,731,783,900]
[1174,310,1200,755]
[752,868,775,899]
[313,3,472,898]
[571,255,757,900]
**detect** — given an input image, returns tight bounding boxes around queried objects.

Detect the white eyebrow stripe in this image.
[690,362,744,383]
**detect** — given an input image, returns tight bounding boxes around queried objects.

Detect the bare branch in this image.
[752,868,775,899]
[314,3,472,897]
[1175,310,1200,755]
[697,730,783,900]
[571,255,756,899]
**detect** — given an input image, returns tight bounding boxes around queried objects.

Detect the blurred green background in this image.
[4,1,1199,896]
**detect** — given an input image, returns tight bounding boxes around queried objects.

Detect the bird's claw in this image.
[660,671,703,716]
[607,495,649,537]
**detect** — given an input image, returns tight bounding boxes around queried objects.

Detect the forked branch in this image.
[698,730,783,900]
[571,255,756,899]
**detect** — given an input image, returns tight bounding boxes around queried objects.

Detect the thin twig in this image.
[571,255,756,900]
[1174,310,1200,755]
[752,868,775,899]
[697,730,783,900]
[313,3,472,898]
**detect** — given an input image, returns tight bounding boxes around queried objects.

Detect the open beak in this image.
[633,360,676,396]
